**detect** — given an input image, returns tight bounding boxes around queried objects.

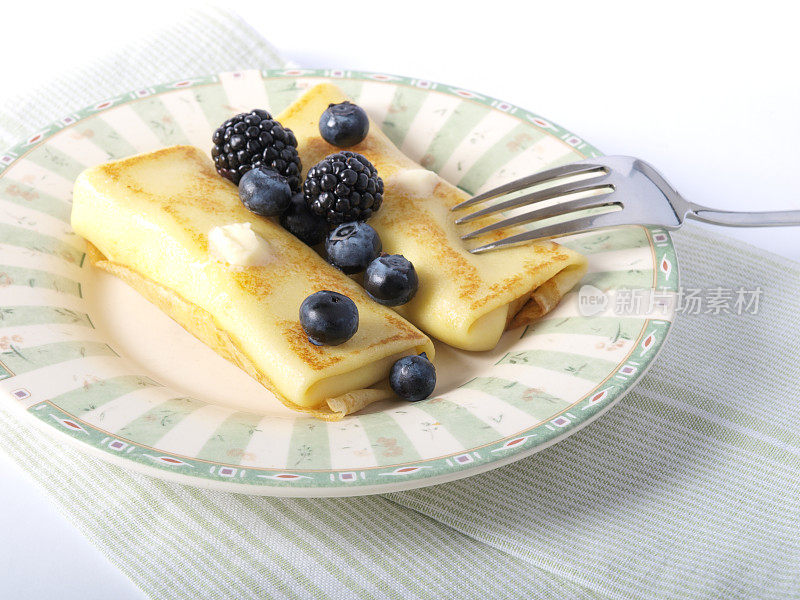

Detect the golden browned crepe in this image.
[72,146,433,420]
[279,84,588,351]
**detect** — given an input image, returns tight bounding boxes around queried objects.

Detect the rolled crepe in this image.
[279,84,588,351]
[71,145,433,419]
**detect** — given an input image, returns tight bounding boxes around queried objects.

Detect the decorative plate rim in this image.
[0,69,679,496]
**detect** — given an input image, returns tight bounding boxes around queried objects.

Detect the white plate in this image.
[0,70,678,496]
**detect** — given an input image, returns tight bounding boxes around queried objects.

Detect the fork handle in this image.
[687,204,800,227]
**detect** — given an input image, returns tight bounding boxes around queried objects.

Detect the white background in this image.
[0,1,798,597]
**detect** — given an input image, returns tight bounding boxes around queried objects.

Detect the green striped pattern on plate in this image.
[0,70,677,494]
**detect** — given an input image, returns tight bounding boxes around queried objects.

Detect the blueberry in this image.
[299,291,359,346]
[325,222,382,274]
[364,254,419,306]
[238,167,292,216]
[319,102,370,148]
[390,353,436,402]
[279,192,328,246]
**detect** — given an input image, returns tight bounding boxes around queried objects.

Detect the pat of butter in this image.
[208,222,274,267]
[388,169,438,198]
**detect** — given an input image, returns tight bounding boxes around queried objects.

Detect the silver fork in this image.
[452,156,800,254]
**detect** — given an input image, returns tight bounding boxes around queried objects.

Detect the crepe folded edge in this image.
[85,242,398,421]
[507,260,588,329]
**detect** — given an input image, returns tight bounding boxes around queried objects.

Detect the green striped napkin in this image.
[1,7,798,599]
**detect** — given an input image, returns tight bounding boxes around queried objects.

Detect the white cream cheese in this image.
[208,222,274,267]
[387,168,439,198]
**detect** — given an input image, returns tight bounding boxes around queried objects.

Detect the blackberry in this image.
[211,109,301,190]
[303,151,383,227]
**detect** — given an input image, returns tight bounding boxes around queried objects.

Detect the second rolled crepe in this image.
[279,84,588,351]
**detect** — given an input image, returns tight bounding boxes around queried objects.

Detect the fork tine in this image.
[469,213,625,254]
[454,179,612,225]
[461,192,618,240]
[451,162,606,212]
